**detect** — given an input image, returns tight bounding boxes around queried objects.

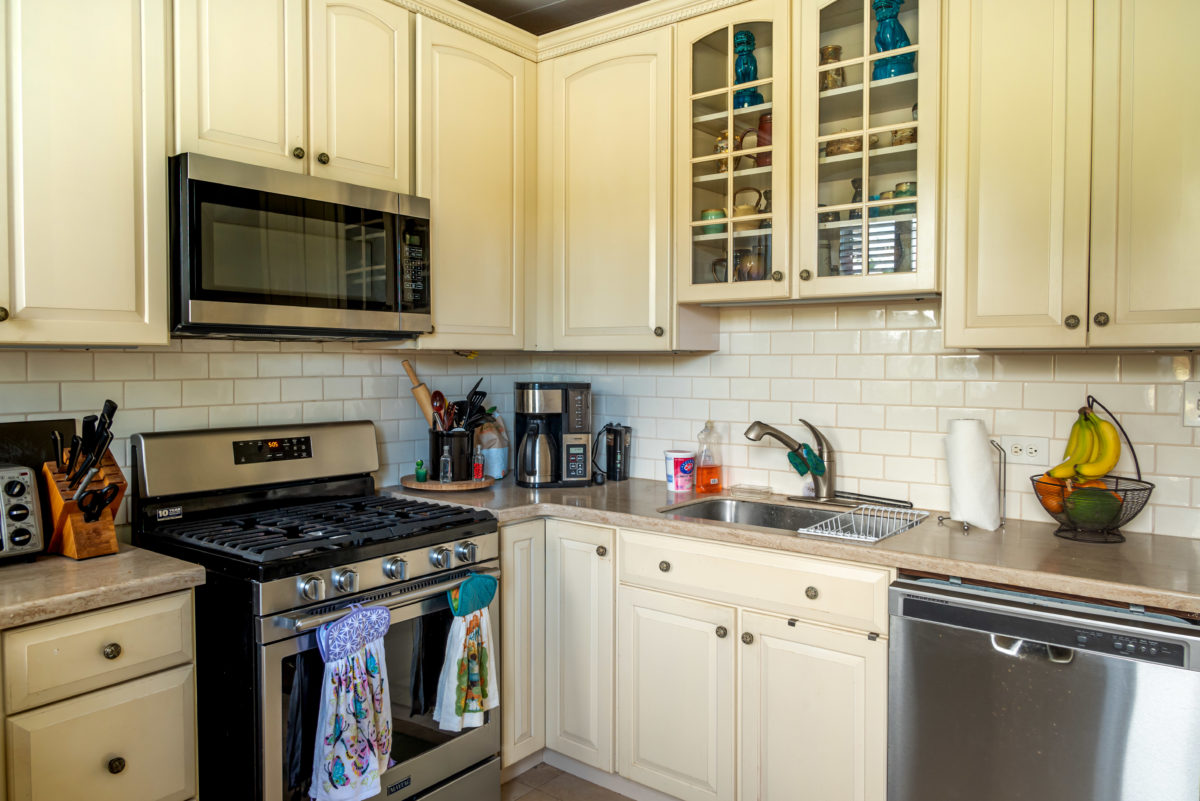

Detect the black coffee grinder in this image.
[596,422,632,482]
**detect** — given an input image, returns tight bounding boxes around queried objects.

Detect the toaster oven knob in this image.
[331,568,359,594]
[430,547,452,569]
[454,542,479,564]
[6,504,29,522]
[4,480,25,497]
[298,575,326,602]
[382,557,408,581]
[9,528,31,547]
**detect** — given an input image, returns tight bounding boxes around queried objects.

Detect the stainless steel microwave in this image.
[169,153,431,340]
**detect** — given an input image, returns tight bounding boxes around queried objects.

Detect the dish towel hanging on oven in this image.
[433,573,499,732]
[310,604,393,801]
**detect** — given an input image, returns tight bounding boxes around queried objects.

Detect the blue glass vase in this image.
[872,0,915,80]
[732,30,765,108]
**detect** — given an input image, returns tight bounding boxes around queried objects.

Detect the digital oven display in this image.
[233,436,313,465]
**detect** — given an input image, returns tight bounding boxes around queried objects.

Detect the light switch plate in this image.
[1185,382,1200,427]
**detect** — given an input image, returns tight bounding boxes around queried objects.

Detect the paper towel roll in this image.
[944,418,1000,530]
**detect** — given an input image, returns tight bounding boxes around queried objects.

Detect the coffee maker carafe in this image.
[514,382,591,488]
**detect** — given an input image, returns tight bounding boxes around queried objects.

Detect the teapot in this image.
[731,187,765,231]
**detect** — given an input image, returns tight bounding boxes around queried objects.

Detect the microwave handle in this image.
[279,567,500,633]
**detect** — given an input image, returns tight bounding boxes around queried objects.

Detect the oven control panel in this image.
[233,436,312,465]
[0,465,43,559]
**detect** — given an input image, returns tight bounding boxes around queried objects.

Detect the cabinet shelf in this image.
[692,224,773,242]
[693,164,773,184]
[818,212,915,230]
[819,73,918,126]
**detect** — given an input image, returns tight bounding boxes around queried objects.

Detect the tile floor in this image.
[502,763,633,801]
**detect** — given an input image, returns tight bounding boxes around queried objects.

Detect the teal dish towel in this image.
[448,573,498,616]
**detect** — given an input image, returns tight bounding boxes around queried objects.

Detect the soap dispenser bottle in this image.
[696,420,723,494]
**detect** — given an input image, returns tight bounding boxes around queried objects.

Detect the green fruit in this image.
[1064,488,1123,530]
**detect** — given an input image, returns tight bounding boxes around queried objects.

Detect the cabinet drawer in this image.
[7,665,196,801]
[4,591,193,713]
[618,530,891,634]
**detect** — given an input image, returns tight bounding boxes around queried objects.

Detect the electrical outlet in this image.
[1001,435,1050,466]
[1185,382,1200,428]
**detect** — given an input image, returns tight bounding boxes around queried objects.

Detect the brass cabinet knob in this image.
[292,146,305,159]
[108,757,126,774]
[595,545,607,557]
[1093,312,1110,327]
[715,625,728,638]
[317,152,330,164]
[805,586,819,600]
[658,560,671,572]
[799,269,812,281]
[102,643,122,660]
[771,271,783,281]
[0,307,9,322]
[653,326,664,337]
[1064,314,1080,329]
[741,632,754,644]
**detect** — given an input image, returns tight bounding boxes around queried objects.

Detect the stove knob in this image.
[331,568,359,593]
[430,547,452,569]
[4,480,25,497]
[382,557,408,581]
[298,576,326,602]
[455,541,479,564]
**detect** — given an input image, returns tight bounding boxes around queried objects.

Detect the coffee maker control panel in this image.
[567,388,590,433]
[563,434,590,481]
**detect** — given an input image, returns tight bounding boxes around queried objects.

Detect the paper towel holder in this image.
[937,439,1006,534]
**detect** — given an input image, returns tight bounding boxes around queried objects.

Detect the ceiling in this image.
[458,0,653,35]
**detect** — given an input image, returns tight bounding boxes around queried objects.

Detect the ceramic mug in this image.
[700,208,726,235]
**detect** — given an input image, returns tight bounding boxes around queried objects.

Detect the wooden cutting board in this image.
[400,474,494,492]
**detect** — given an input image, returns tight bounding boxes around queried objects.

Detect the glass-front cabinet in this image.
[795,0,938,297]
[677,0,791,302]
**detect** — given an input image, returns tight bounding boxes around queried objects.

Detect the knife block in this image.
[40,450,126,559]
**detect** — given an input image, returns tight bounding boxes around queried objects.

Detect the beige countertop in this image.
[0,544,206,629]
[386,478,1200,616]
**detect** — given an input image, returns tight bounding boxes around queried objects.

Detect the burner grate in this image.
[155,495,491,563]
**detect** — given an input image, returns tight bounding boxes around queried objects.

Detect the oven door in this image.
[262,567,500,801]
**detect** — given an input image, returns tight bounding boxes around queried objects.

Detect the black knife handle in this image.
[50,431,64,471]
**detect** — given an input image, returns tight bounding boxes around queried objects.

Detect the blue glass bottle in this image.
[872,0,915,80]
[732,30,765,108]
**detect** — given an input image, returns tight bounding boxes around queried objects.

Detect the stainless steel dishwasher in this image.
[888,578,1200,801]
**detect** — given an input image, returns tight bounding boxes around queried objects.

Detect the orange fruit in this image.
[1073,479,1123,503]
[1034,474,1067,514]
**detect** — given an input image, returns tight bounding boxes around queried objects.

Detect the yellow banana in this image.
[1048,413,1092,478]
[1077,413,1121,477]
[1062,415,1082,460]
[1085,416,1102,463]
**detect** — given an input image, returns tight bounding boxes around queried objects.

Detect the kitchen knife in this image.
[65,435,82,478]
[95,399,118,442]
[50,430,65,471]
[81,415,98,453]
[68,430,113,490]
[402,360,435,427]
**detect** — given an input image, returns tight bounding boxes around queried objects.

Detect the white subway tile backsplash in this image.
[770,331,814,354]
[770,378,814,403]
[1,383,60,413]
[814,379,860,404]
[836,306,886,330]
[993,354,1055,381]
[791,355,838,378]
[28,352,92,381]
[302,353,344,376]
[861,330,909,353]
[126,381,181,409]
[938,354,993,380]
[887,405,937,432]
[1055,354,1121,382]
[323,377,363,400]
[836,355,884,379]
[730,333,771,354]
[1120,354,1191,383]
[155,407,209,431]
[911,381,963,407]
[181,380,234,407]
[885,355,935,380]
[154,353,208,379]
[862,380,910,405]
[210,353,259,378]
[209,404,258,427]
[0,353,25,382]
[235,379,281,405]
[258,354,303,377]
[964,381,1022,409]
[61,381,124,412]
[815,331,860,354]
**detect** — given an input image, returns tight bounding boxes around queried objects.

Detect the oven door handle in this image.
[277,567,500,633]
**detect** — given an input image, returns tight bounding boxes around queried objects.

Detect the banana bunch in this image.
[1048,408,1121,480]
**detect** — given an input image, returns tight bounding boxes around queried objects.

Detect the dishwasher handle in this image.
[991,634,1075,664]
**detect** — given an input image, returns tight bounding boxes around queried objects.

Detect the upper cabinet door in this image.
[309,0,411,193]
[676,0,791,303]
[548,28,674,350]
[174,0,307,171]
[795,0,939,299]
[1088,0,1200,347]
[415,16,528,350]
[941,0,1093,348]
[0,0,169,346]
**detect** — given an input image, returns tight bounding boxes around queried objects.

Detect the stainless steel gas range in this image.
[130,421,500,801]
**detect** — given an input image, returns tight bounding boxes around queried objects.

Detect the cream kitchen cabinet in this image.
[499,520,546,767]
[739,610,886,801]
[616,586,736,801]
[943,0,1200,349]
[412,16,531,351]
[541,28,718,351]
[545,520,615,771]
[174,0,411,194]
[0,0,169,346]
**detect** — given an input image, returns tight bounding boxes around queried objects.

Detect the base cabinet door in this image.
[499,520,546,767]
[940,0,1093,348]
[6,665,196,801]
[739,612,886,801]
[0,0,169,346]
[617,586,735,801]
[1088,0,1200,347]
[546,520,615,771]
[308,0,411,193]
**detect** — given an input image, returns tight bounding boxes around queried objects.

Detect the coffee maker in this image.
[514,382,591,488]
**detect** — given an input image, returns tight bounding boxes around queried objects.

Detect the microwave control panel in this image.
[233,436,313,465]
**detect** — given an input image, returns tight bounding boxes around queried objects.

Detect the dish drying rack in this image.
[801,504,929,543]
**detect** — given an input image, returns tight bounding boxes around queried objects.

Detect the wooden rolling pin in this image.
[402,359,435,427]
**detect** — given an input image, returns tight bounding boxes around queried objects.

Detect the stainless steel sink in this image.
[661,498,841,531]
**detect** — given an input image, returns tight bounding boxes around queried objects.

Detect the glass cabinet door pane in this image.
[867,210,916,274]
[694,236,729,285]
[731,232,771,282]
[694,29,729,94]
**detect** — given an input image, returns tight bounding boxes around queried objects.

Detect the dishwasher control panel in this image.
[1071,628,1185,667]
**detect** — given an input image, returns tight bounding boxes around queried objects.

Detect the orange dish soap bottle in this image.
[696,420,723,494]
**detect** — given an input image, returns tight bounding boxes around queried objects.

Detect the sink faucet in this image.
[744,420,837,501]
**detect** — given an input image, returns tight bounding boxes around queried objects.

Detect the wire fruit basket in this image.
[802,505,929,543]
[1030,395,1154,544]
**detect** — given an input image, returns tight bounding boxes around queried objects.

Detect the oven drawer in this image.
[3,591,194,713]
[6,665,196,801]
[618,529,892,634]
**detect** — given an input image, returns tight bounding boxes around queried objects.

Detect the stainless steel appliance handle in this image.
[991,634,1075,664]
[278,567,500,633]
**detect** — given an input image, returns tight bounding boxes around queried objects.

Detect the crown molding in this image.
[395,0,752,63]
